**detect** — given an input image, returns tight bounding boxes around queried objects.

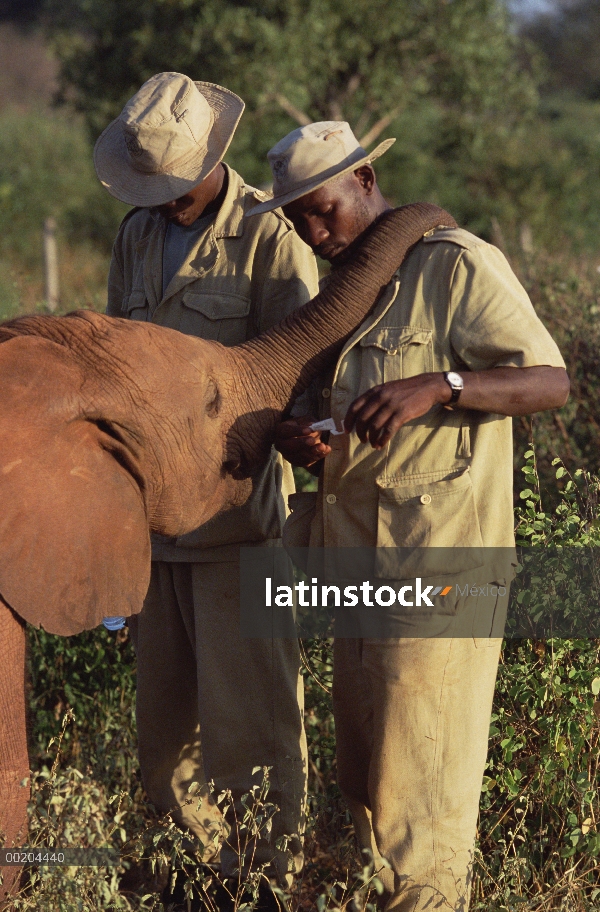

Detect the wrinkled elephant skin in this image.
[0,204,457,898]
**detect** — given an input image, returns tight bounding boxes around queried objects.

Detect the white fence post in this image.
[43,217,59,312]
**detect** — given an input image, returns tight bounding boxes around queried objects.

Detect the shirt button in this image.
[420,494,432,505]
[322,388,331,398]
[326,494,337,505]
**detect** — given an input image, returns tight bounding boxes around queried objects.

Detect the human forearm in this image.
[434,365,570,416]
[345,366,570,450]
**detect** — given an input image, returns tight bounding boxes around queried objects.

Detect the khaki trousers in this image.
[333,587,507,912]
[129,559,308,884]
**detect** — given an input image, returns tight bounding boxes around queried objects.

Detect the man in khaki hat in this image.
[95,73,319,908]
[257,122,570,911]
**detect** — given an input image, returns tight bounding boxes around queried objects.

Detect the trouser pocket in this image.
[472,580,510,645]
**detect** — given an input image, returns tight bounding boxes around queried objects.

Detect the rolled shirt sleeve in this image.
[449,244,566,371]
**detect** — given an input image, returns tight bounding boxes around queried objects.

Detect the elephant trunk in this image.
[224,203,456,474]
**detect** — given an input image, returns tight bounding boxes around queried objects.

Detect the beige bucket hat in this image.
[94,72,245,208]
[247,121,395,216]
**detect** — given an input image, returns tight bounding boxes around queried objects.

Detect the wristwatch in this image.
[443,371,464,410]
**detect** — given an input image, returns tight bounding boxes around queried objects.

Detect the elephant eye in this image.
[205,378,221,418]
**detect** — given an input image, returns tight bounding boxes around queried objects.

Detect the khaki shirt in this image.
[107,164,319,561]
[302,228,565,581]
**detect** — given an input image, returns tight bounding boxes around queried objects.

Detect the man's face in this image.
[282,167,375,262]
[155,188,207,227]
[154,164,224,227]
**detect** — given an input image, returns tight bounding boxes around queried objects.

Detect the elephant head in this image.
[0,203,456,637]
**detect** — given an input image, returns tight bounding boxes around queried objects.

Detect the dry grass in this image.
[0,243,109,320]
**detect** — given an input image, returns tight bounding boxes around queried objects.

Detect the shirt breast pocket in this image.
[125,289,149,321]
[358,326,433,391]
[180,291,251,343]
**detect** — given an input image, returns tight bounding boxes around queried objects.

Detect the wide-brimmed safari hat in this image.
[94,72,245,208]
[247,121,395,216]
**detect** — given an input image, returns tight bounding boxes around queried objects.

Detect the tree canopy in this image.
[48,0,533,138]
[46,1,534,184]
[0,0,41,23]
[44,0,600,246]
[522,0,600,100]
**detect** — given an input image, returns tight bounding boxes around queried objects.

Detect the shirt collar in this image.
[212,163,246,239]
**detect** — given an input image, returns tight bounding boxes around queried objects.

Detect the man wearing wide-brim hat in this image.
[261,121,569,911]
[95,72,318,909]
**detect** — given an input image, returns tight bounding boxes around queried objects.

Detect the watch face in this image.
[446,371,464,389]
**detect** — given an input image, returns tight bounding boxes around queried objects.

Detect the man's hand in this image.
[345,366,570,450]
[345,375,448,449]
[275,416,332,468]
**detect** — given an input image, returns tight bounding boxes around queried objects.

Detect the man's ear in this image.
[354,164,376,195]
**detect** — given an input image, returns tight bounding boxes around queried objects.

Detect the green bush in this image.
[0,108,126,266]
[0,107,128,314]
[510,248,600,500]
[472,451,600,910]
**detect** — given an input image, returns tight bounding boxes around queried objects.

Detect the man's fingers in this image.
[368,408,397,448]
[350,401,412,449]
[278,438,325,457]
[276,419,320,441]
[276,413,338,468]
[303,445,332,467]
[344,386,385,431]
[371,419,400,450]
[351,403,383,441]
[357,405,396,447]
[276,433,332,467]
[292,436,328,454]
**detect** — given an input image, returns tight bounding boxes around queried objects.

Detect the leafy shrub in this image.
[0,108,125,263]
[506,246,600,504]
[471,452,600,910]
[0,107,126,313]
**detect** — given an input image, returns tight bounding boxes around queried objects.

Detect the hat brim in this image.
[93,81,245,208]
[246,137,396,217]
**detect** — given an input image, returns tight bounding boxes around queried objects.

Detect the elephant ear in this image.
[0,337,150,636]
